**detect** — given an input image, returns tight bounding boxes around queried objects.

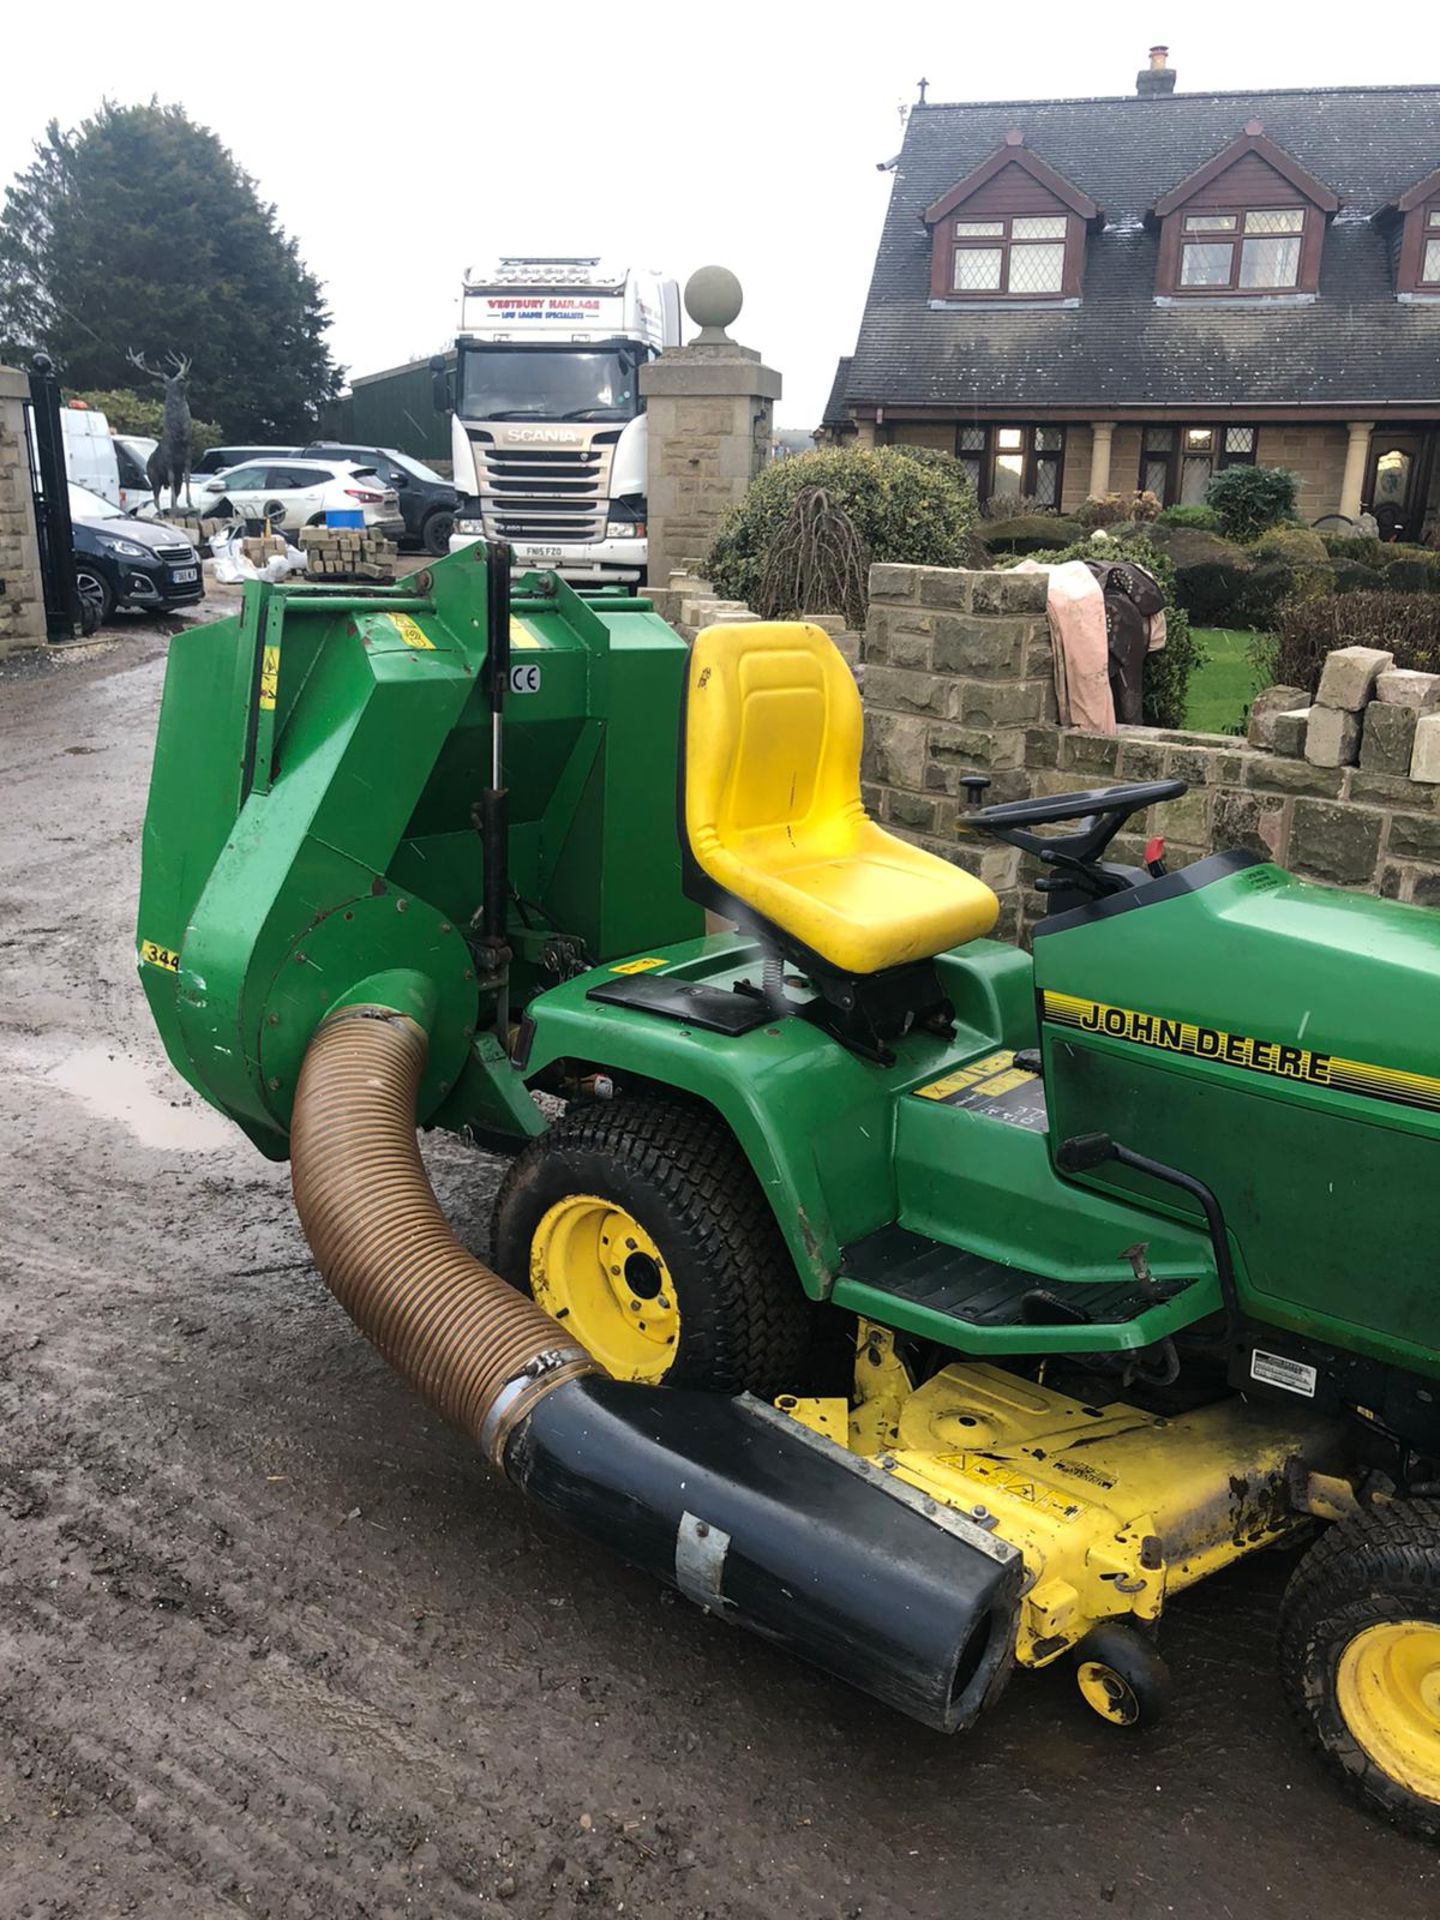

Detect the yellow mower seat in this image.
[684,622,999,976]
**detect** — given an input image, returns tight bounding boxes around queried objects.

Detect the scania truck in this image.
[440,258,681,585]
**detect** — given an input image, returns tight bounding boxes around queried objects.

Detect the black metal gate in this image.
[22,353,84,640]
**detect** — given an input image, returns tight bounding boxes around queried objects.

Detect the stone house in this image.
[831,52,1440,540]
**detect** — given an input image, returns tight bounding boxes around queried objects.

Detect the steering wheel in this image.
[961,777,1188,901]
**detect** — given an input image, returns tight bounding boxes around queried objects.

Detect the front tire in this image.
[423,509,455,556]
[1278,1499,1440,1839]
[75,565,114,627]
[492,1097,811,1395]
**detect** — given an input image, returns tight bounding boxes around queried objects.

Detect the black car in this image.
[302,442,457,554]
[68,483,204,624]
[193,445,300,477]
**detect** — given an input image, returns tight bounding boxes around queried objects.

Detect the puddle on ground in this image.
[47,1045,237,1152]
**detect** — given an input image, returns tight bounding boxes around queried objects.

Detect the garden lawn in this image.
[1185,627,1270,735]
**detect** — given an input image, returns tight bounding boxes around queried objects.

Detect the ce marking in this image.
[509,663,542,694]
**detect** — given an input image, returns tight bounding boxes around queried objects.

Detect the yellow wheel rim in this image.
[1077,1661,1140,1726]
[1336,1621,1440,1803]
[530,1194,681,1383]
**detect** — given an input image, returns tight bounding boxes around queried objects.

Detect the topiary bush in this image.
[1156,503,1221,530]
[1075,490,1162,529]
[1272,593,1440,695]
[1205,464,1299,541]
[1251,525,1334,601]
[1333,563,1385,595]
[1379,555,1440,593]
[706,448,977,611]
[1174,558,1251,625]
[1010,530,1204,729]
[982,513,1083,554]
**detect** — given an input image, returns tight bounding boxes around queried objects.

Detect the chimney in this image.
[1136,45,1177,97]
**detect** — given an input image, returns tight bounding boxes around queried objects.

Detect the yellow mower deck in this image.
[779,1328,1344,1669]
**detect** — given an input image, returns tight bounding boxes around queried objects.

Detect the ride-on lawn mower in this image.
[139,541,1440,1838]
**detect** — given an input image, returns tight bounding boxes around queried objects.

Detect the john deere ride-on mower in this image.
[139,542,1440,1837]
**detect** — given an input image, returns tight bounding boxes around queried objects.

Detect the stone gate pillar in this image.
[640,267,782,591]
[0,365,46,657]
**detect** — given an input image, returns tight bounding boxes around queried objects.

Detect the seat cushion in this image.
[705,816,998,974]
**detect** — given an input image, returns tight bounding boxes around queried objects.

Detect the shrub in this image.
[63,386,224,458]
[1156,503,1221,530]
[1252,525,1334,601]
[1205,464,1299,541]
[979,490,1055,521]
[1012,529,1203,729]
[1237,559,1296,628]
[1075,490,1162,529]
[982,513,1083,555]
[1380,555,1440,593]
[1321,534,1387,569]
[1271,593,1440,695]
[1174,559,1251,625]
[706,448,976,610]
[1333,563,1385,595]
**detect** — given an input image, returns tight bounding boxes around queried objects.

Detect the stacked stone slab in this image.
[298,527,398,580]
[241,534,289,566]
[859,564,1440,940]
[1303,646,1394,769]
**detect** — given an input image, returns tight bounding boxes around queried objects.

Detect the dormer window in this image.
[1151,123,1337,300]
[925,134,1101,304]
[1179,208,1305,290]
[1424,209,1440,286]
[1384,172,1440,296]
[951,215,1069,294]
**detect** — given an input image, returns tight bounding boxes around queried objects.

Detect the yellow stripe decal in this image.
[258,644,280,710]
[1043,991,1440,1115]
[140,939,180,973]
[389,612,435,651]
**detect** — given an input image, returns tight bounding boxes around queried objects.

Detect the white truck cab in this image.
[443,258,680,585]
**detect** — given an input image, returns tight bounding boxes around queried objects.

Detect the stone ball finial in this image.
[684,266,743,343]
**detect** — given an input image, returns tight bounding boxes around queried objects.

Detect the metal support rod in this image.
[481,539,514,1049]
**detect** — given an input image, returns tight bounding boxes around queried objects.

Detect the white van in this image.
[114,434,159,516]
[60,405,121,507]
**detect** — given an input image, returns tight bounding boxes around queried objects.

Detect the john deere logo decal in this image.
[1043,991,1440,1115]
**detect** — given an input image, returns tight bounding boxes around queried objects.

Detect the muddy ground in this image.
[0,609,1435,1920]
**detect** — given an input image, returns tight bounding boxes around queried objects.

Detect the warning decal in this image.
[913,1051,1047,1132]
[258,645,280,710]
[1043,991,1440,1117]
[610,957,667,976]
[388,612,435,651]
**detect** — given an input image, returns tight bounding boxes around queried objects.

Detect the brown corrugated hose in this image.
[290,1006,597,1464]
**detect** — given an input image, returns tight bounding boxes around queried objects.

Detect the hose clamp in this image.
[479,1344,592,1466]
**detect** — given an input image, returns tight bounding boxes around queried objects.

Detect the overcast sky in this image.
[5,4,1439,429]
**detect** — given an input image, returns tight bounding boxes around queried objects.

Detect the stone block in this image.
[1289,800,1382,884]
[1305,704,1362,768]
[863,664,959,719]
[1347,769,1438,810]
[1414,868,1440,909]
[861,712,929,789]
[1246,755,1346,798]
[1214,788,1289,863]
[932,613,1028,678]
[929,724,1026,772]
[1315,645,1394,712]
[1376,669,1440,712]
[1059,731,1122,775]
[883,790,938,833]
[1388,813,1440,863]
[1271,709,1311,758]
[1117,738,1168,779]
[1411,714,1440,784]
[973,570,1049,615]
[868,564,917,601]
[916,568,973,611]
[1359,701,1418,778]
[865,608,934,670]
[1165,745,1246,786]
[958,679,1046,727]
[1247,684,1309,748]
[1025,726,1060,769]
[1158,785,1213,847]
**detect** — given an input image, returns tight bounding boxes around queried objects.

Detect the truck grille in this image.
[475,444,611,544]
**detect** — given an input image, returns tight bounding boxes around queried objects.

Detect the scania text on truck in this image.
[437,258,680,584]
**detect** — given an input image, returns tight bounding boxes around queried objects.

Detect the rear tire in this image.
[492,1097,812,1395]
[1278,1499,1440,1839]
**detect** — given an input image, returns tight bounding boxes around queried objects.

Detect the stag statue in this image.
[126,349,194,511]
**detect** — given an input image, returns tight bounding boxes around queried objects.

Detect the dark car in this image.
[68,482,204,624]
[301,443,458,554]
[193,445,300,478]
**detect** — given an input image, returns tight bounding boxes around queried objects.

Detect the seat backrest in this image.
[684,622,863,883]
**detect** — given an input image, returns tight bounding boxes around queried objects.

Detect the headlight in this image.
[96,535,151,559]
[604,497,647,542]
[605,518,647,541]
[454,517,486,535]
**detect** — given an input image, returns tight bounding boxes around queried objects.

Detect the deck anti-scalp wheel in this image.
[491,1096,812,1395]
[1278,1499,1440,1839]
[1072,1621,1172,1728]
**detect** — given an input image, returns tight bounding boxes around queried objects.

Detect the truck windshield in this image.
[457,347,639,422]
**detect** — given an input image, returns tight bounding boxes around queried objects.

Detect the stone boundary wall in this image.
[646,571,860,664]
[0,365,45,657]
[861,564,1440,940]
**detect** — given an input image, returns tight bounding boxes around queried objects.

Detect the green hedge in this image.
[706,448,977,610]
[1011,531,1203,730]
[1272,593,1440,695]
